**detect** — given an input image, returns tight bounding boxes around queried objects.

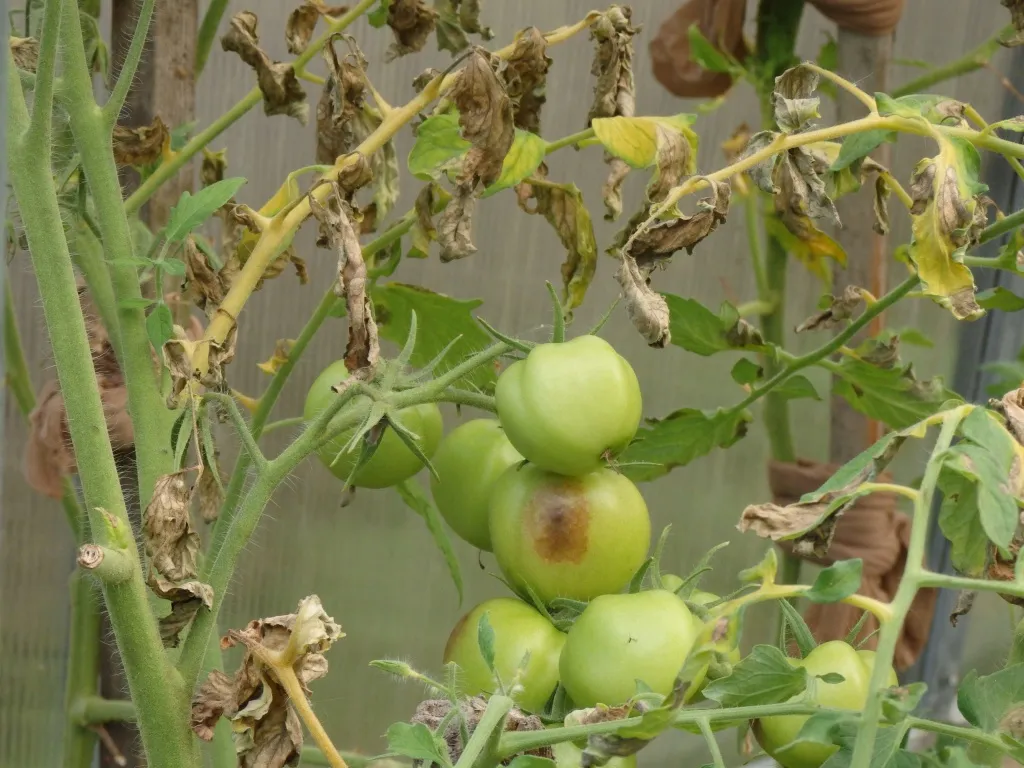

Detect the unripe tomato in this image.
[495,335,642,476]
[553,740,636,768]
[488,464,650,603]
[430,419,523,551]
[304,360,443,489]
[559,590,701,707]
[442,597,566,713]
[756,641,898,768]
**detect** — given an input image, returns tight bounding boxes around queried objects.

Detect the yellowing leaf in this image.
[591,114,698,170]
[257,339,295,375]
[481,130,546,198]
[765,216,846,283]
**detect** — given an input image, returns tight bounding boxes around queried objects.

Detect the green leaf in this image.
[386,722,452,767]
[703,645,808,707]
[117,296,155,309]
[407,114,470,180]
[371,283,496,390]
[590,114,698,170]
[881,681,927,723]
[687,23,734,73]
[982,360,1024,398]
[945,443,1019,551]
[775,375,822,402]
[938,468,989,578]
[481,130,546,198]
[731,358,762,386]
[805,559,863,604]
[394,479,464,605]
[875,92,962,123]
[663,294,767,356]
[164,177,246,243]
[477,610,496,673]
[507,758,555,768]
[957,664,1024,732]
[620,408,750,483]
[775,711,857,761]
[832,357,959,429]
[367,0,391,27]
[159,257,186,277]
[146,304,173,352]
[819,725,905,768]
[818,672,845,684]
[977,286,1024,312]
[780,599,816,657]
[830,129,896,171]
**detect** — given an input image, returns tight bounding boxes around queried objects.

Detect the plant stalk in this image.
[63,574,101,768]
[892,25,1015,98]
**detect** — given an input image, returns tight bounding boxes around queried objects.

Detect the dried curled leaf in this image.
[616,253,671,348]
[309,184,379,376]
[795,285,864,333]
[163,324,238,407]
[517,175,598,315]
[908,137,987,320]
[450,50,514,188]
[191,596,343,768]
[222,11,309,124]
[623,178,731,270]
[504,27,551,133]
[197,459,225,524]
[602,157,631,221]
[10,36,39,72]
[1003,0,1024,47]
[285,1,348,55]
[112,117,170,167]
[201,148,228,186]
[150,574,214,648]
[183,236,230,315]
[773,65,820,133]
[385,0,438,60]
[437,183,477,262]
[143,471,200,582]
[409,182,449,257]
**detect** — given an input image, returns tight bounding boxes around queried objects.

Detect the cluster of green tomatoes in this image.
[304,336,896,768]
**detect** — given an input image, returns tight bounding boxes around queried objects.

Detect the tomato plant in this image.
[495,335,642,477]
[443,598,565,714]
[430,419,523,551]
[559,590,703,707]
[488,464,651,603]
[304,360,443,488]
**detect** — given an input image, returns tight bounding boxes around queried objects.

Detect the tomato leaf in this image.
[146,304,173,352]
[619,408,750,483]
[386,722,452,767]
[818,672,845,684]
[662,294,769,356]
[160,257,186,277]
[958,664,1024,732]
[408,113,470,180]
[394,479,464,606]
[480,130,546,198]
[880,682,927,723]
[371,283,496,390]
[731,358,762,386]
[779,599,816,657]
[805,559,863,604]
[774,710,858,760]
[977,286,1024,312]
[164,177,246,243]
[874,92,965,124]
[590,114,699,170]
[832,356,959,429]
[830,129,896,171]
[775,374,822,402]
[686,23,734,73]
[477,610,496,674]
[367,0,390,27]
[817,725,906,767]
[703,645,808,707]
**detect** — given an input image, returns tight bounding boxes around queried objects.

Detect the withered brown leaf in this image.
[309,184,379,376]
[150,574,214,648]
[222,11,309,125]
[112,116,170,167]
[285,1,349,55]
[616,252,671,348]
[201,148,228,186]
[437,183,477,262]
[143,471,200,582]
[385,0,438,61]
[450,50,514,188]
[873,174,891,235]
[588,7,638,123]
[773,65,820,133]
[503,27,551,133]
[773,146,840,233]
[602,157,631,221]
[10,36,39,72]
[409,182,449,257]
[795,285,864,333]
[183,236,230,315]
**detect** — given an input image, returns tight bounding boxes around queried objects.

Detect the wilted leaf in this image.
[602,157,631,220]
[257,339,295,375]
[450,50,514,188]
[285,1,348,55]
[150,575,214,648]
[504,27,551,133]
[765,215,846,282]
[112,117,170,167]
[662,294,767,356]
[795,286,864,332]
[408,183,448,258]
[371,282,496,389]
[620,408,751,482]
[197,459,225,524]
[385,0,437,59]
[143,471,200,582]
[437,183,477,262]
[516,177,597,315]
[616,252,671,348]
[592,114,699,203]
[907,136,988,320]
[588,7,638,123]
[10,36,39,72]
[773,65,821,133]
[201,148,228,186]
[183,236,231,315]
[309,184,379,377]
[221,11,309,124]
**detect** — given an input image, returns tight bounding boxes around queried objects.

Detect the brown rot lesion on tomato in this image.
[524,480,591,564]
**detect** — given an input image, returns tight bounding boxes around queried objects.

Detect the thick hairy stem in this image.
[59,0,178,498]
[125,0,379,214]
[24,0,62,144]
[102,0,156,123]
[63,574,101,768]
[849,413,963,768]
[454,695,512,768]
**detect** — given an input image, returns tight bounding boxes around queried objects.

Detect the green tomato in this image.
[489,464,650,603]
[304,360,443,489]
[442,597,566,713]
[553,740,636,768]
[756,641,899,768]
[429,419,523,551]
[559,590,701,707]
[495,335,642,476]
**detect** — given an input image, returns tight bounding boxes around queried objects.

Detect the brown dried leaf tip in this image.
[222,11,309,124]
[309,183,380,377]
[112,117,170,167]
[437,184,478,262]
[795,285,864,333]
[386,0,438,60]
[10,36,39,72]
[504,27,551,134]
[286,1,349,55]
[451,49,514,188]
[192,596,343,768]
[616,254,670,349]
[163,324,237,408]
